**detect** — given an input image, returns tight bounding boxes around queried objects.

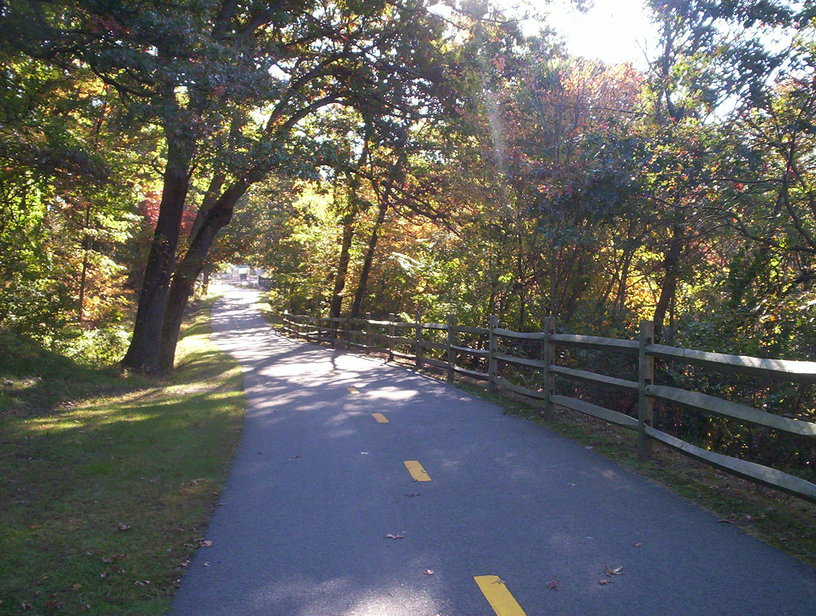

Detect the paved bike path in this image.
[170,287,815,615]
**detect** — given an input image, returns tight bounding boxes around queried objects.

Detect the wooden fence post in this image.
[446,313,457,383]
[638,320,655,458]
[488,315,499,393]
[414,310,423,369]
[342,316,350,349]
[387,313,396,361]
[541,316,556,418]
[364,312,372,350]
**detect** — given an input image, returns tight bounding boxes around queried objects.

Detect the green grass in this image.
[0,298,245,615]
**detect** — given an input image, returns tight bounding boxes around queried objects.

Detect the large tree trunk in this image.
[350,201,388,318]
[653,223,686,342]
[121,131,194,373]
[329,211,356,321]
[157,181,248,374]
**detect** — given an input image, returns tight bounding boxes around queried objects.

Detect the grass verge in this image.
[0,297,245,615]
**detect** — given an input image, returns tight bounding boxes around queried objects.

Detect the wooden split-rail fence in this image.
[279,311,816,503]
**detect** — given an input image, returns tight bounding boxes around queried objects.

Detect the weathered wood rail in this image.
[279,311,816,502]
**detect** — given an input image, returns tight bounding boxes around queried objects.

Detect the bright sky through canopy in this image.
[514,0,657,69]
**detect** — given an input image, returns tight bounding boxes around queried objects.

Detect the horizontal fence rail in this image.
[278,310,816,502]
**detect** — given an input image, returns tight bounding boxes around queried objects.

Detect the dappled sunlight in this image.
[1,376,41,392]
[325,410,367,426]
[243,575,445,616]
[341,586,442,616]
[19,385,243,436]
[364,386,419,402]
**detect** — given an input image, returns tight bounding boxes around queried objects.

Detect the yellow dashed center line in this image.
[371,413,389,423]
[403,460,431,482]
[474,576,528,616]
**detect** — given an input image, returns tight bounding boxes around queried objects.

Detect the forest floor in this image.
[0,298,246,616]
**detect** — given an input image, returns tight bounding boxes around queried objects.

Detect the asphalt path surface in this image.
[170,286,815,616]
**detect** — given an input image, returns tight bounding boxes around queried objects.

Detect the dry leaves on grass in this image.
[101,554,126,564]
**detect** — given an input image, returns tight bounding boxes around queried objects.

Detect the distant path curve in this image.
[170,286,815,616]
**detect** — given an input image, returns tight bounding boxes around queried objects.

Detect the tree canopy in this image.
[1,0,815,377]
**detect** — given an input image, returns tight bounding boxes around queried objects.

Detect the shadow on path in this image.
[170,287,816,616]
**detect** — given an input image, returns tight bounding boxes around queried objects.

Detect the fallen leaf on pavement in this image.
[633,542,643,548]
[547,580,560,590]
[385,533,405,540]
[423,569,434,575]
[597,579,611,585]
[198,539,213,547]
[604,565,624,577]
[405,493,422,497]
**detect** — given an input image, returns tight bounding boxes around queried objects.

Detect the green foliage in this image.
[1,0,814,483]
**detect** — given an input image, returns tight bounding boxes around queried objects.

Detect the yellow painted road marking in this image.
[474,576,528,616]
[372,413,389,423]
[403,460,431,482]
[346,386,359,394]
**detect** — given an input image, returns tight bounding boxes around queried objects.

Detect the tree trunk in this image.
[157,181,248,374]
[653,224,685,342]
[201,263,211,296]
[329,211,355,321]
[350,201,388,318]
[121,131,195,373]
